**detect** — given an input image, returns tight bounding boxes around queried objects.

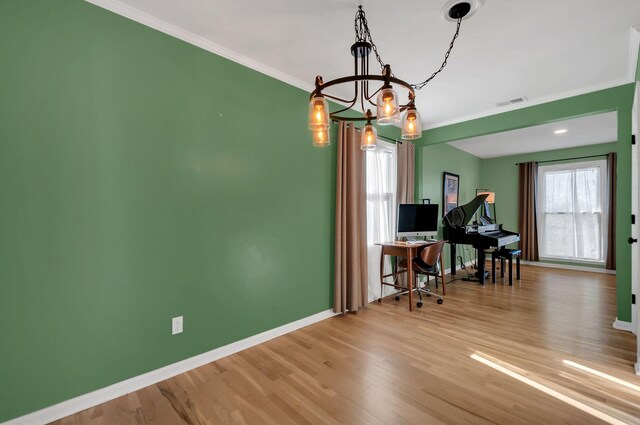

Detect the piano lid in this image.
[443,194,489,228]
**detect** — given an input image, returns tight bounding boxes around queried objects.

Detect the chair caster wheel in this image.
[395,295,400,301]
[378,298,381,303]
[437,299,443,305]
[417,302,423,308]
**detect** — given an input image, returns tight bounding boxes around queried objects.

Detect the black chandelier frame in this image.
[309,4,468,123]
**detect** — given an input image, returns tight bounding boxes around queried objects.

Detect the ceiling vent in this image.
[497,96,528,107]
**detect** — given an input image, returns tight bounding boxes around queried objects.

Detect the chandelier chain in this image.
[411,17,462,90]
[355,7,387,73]
[354,7,463,89]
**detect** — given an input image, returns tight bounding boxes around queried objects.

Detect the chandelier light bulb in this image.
[401,107,423,140]
[376,87,400,125]
[360,123,378,151]
[308,96,329,130]
[312,127,330,147]
[307,6,467,139]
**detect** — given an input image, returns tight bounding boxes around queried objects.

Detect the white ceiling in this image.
[448,111,617,158]
[88,0,640,128]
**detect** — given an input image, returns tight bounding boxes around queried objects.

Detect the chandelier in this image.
[308,3,472,149]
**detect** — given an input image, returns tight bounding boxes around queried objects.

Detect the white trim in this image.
[85,1,639,135]
[520,260,616,275]
[446,259,475,277]
[635,361,640,376]
[631,82,640,358]
[539,256,605,266]
[1,309,338,425]
[627,26,640,83]
[423,78,632,130]
[537,160,608,265]
[612,318,634,333]
[425,25,639,131]
[419,259,474,282]
[632,83,639,339]
[83,0,314,94]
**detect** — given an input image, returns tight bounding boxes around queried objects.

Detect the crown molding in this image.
[424,25,640,131]
[84,1,640,134]
[423,78,632,131]
[84,0,314,94]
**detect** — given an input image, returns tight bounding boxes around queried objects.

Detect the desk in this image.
[376,241,446,311]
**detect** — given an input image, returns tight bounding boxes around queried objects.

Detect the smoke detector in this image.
[441,0,484,22]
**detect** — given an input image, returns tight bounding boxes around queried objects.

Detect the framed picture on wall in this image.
[443,172,460,215]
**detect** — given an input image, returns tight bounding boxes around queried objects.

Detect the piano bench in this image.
[491,249,521,286]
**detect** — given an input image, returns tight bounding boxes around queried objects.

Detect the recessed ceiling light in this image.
[554,129,568,135]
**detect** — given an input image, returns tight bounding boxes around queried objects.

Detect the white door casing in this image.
[633,82,639,375]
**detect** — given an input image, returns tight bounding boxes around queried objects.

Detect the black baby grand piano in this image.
[443,194,520,284]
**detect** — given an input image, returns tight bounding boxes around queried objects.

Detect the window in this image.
[537,160,607,263]
[365,140,397,301]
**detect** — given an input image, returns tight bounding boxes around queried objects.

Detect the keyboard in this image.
[405,239,438,245]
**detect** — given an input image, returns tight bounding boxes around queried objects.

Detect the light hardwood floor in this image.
[53,266,640,425]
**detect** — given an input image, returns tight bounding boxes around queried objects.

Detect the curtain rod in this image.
[515,153,609,166]
[379,134,402,144]
[330,120,402,143]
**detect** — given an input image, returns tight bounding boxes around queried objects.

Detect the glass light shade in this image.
[401,108,423,140]
[376,87,400,125]
[308,96,330,130]
[360,123,377,151]
[311,127,330,147]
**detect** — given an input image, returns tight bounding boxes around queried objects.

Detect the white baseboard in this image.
[636,361,640,376]
[520,260,616,275]
[2,309,338,425]
[612,318,634,333]
[417,260,474,282]
[445,260,475,277]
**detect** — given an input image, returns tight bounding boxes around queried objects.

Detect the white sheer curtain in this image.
[366,140,397,302]
[537,160,607,262]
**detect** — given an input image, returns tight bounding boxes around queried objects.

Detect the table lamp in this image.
[476,189,497,223]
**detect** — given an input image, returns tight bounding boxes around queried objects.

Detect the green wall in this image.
[0,1,336,421]
[636,45,640,81]
[480,142,617,269]
[417,84,635,322]
[416,143,482,269]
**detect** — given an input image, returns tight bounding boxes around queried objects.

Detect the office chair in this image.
[413,241,446,307]
[396,241,446,307]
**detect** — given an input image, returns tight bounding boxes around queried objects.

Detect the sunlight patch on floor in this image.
[470,352,630,425]
[563,359,640,393]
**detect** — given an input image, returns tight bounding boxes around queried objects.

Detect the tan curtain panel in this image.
[397,141,415,205]
[396,141,415,288]
[606,152,617,270]
[334,123,368,314]
[518,162,539,261]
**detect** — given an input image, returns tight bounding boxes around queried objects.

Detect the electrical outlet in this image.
[172,316,183,335]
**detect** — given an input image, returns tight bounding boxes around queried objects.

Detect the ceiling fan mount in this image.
[448,2,471,20]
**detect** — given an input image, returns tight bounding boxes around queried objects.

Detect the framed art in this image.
[442,172,460,215]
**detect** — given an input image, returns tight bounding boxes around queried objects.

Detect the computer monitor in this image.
[397,204,439,238]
